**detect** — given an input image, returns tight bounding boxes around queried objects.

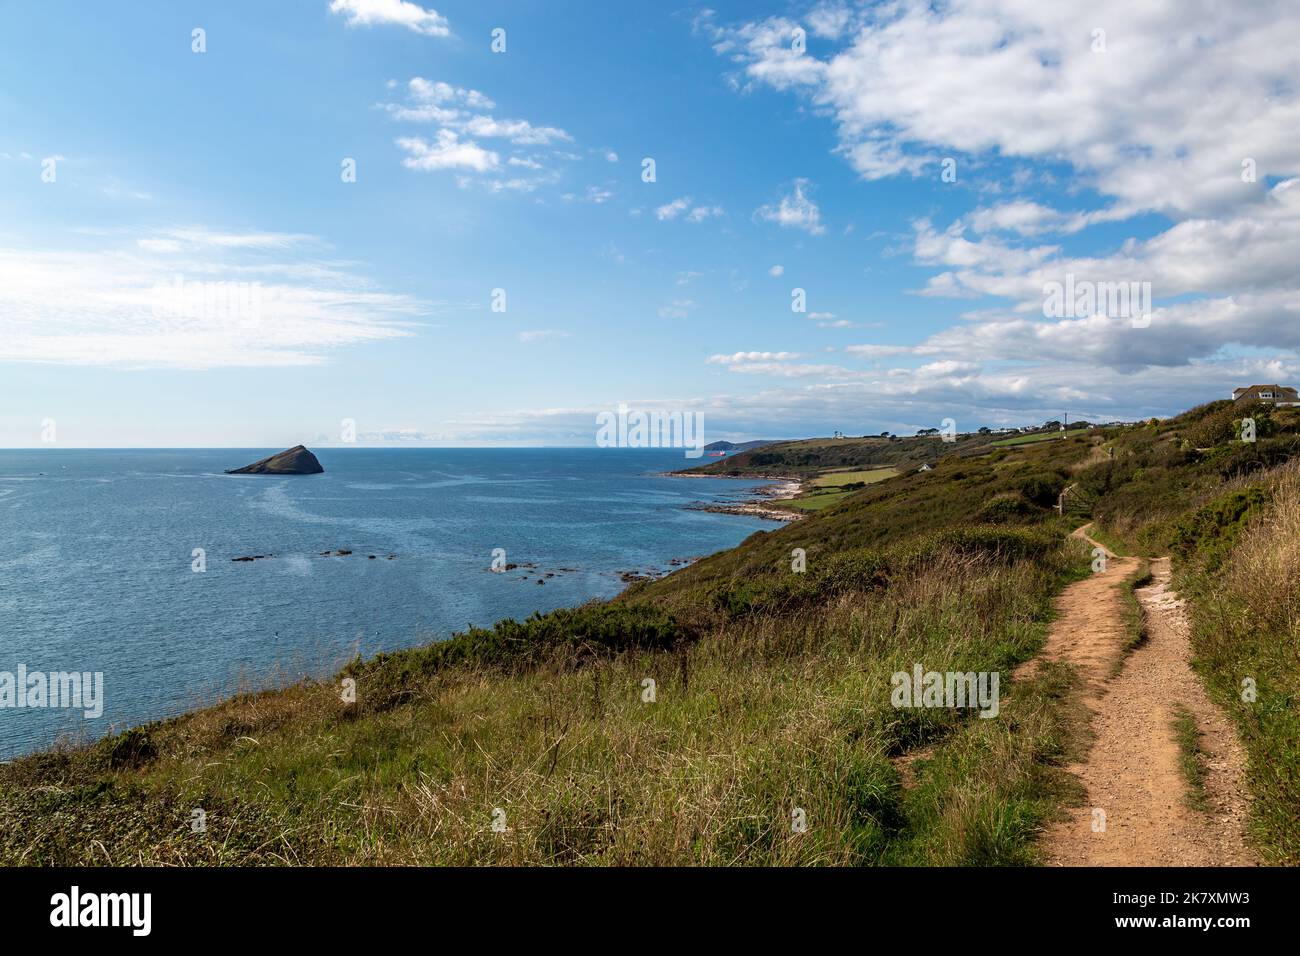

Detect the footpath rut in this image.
[1027,526,1255,866]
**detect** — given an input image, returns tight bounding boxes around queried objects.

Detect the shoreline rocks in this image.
[683,477,806,522]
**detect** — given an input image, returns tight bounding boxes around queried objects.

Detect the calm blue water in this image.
[0,448,770,759]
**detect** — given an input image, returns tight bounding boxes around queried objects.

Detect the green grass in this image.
[809,467,898,488]
[781,489,854,511]
[1082,522,1129,558]
[1171,705,1212,814]
[1173,464,1300,863]
[991,428,1090,447]
[777,467,898,514]
[1111,559,1152,677]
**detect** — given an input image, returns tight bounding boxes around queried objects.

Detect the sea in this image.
[0,448,772,759]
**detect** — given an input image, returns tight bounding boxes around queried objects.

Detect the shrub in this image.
[925,526,1059,562]
[1216,436,1299,480]
[348,603,694,704]
[107,728,157,769]
[1017,472,1066,508]
[977,493,1039,522]
[1181,401,1244,449]
[1169,486,1269,571]
[709,548,890,618]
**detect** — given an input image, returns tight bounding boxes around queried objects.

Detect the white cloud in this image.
[966,201,1097,237]
[459,115,571,146]
[702,0,1300,416]
[518,329,571,343]
[408,78,491,108]
[706,349,858,379]
[769,264,784,277]
[658,299,698,319]
[712,1,1300,218]
[381,78,572,189]
[147,228,319,250]
[720,361,859,378]
[655,197,691,221]
[686,204,724,223]
[329,0,450,37]
[705,14,827,91]
[656,197,724,223]
[912,218,1059,275]
[806,3,854,40]
[844,344,914,358]
[381,79,569,146]
[396,131,499,172]
[754,179,825,235]
[136,238,182,253]
[708,351,803,364]
[0,232,428,369]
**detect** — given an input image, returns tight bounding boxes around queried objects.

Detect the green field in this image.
[780,489,854,511]
[991,428,1090,447]
[809,467,898,488]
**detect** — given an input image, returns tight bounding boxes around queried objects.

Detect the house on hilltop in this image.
[1232,384,1299,405]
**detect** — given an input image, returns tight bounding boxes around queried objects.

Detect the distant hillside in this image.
[702,439,777,453]
[683,431,1004,477]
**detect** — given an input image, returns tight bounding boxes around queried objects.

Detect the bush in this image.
[977,493,1039,522]
[924,526,1059,562]
[709,548,890,618]
[1216,436,1299,479]
[107,728,157,769]
[1017,472,1066,508]
[349,603,694,701]
[1169,487,1270,571]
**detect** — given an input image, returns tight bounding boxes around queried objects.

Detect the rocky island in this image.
[225,445,324,475]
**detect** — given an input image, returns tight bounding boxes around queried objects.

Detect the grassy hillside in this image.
[683,431,1010,478]
[2,400,1296,865]
[991,427,1090,447]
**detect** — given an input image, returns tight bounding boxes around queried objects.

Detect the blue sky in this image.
[2,0,1298,447]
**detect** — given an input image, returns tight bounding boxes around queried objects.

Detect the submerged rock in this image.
[225,445,324,475]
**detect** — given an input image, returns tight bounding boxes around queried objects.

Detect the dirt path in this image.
[1032,527,1255,866]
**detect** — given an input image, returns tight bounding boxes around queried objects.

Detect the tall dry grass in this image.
[1183,461,1300,862]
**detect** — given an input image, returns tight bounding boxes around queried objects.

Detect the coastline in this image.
[672,470,806,521]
